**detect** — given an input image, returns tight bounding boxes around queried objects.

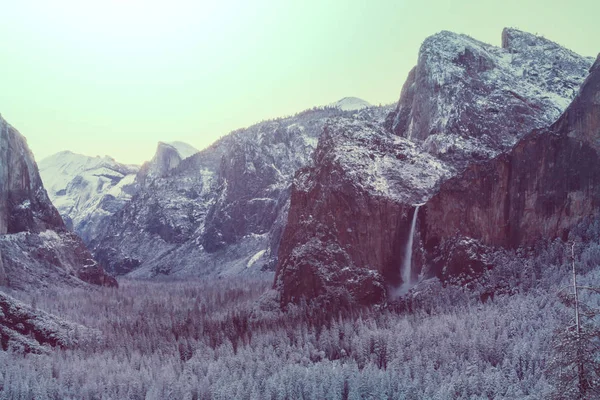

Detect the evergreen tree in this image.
[547,243,600,399]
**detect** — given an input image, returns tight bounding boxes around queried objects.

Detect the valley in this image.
[0,25,599,399]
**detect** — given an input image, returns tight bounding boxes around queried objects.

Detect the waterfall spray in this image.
[401,205,420,288]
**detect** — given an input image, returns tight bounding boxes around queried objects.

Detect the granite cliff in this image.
[0,115,116,290]
[275,29,596,306]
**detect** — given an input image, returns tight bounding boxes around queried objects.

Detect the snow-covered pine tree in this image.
[547,242,600,399]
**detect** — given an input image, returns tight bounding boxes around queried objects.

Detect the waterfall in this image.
[401,205,420,287]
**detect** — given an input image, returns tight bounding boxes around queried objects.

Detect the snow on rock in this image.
[329,97,372,111]
[247,250,267,268]
[319,118,452,204]
[386,28,594,168]
[0,116,117,290]
[92,104,394,278]
[39,151,139,243]
[168,141,199,159]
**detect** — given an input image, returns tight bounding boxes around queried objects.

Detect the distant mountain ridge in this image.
[90,105,393,278]
[39,141,199,244]
[329,97,372,111]
[39,151,139,243]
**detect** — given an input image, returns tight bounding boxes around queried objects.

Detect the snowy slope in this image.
[168,141,198,159]
[387,28,594,167]
[0,291,94,354]
[39,151,139,243]
[329,97,372,111]
[92,104,395,278]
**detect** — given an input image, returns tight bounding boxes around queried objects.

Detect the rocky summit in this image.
[385,28,592,168]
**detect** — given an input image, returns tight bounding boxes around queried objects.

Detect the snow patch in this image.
[329,97,372,111]
[247,250,266,268]
[38,230,61,242]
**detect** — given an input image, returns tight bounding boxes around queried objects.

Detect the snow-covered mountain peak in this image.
[142,141,196,180]
[39,151,140,243]
[313,118,451,204]
[387,28,593,167]
[501,28,573,54]
[330,97,372,111]
[164,141,199,159]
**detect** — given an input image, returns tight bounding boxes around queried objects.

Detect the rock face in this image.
[0,291,89,354]
[420,55,600,278]
[274,118,450,306]
[92,105,392,277]
[0,119,64,236]
[276,29,594,307]
[385,28,592,167]
[39,151,139,243]
[0,115,116,290]
[136,141,198,184]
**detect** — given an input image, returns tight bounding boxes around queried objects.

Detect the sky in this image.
[0,0,598,165]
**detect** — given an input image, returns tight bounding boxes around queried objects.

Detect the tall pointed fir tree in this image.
[547,242,600,399]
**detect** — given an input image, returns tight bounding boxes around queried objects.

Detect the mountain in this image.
[420,54,600,280]
[39,141,198,245]
[136,141,198,185]
[0,115,116,290]
[385,28,593,167]
[329,97,372,111]
[274,118,451,305]
[275,29,595,307]
[39,152,139,243]
[91,105,393,277]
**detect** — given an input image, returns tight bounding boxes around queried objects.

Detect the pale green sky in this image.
[0,0,597,165]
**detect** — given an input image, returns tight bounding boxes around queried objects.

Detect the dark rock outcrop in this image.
[0,115,116,289]
[275,119,449,306]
